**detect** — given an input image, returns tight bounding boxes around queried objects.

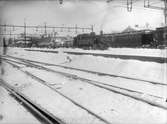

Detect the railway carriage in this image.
[73,29,155,49]
[154,26,167,47]
[73,33,109,49]
[73,32,95,48]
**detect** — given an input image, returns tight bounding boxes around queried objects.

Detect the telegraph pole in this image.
[24,19,26,41]
[4,23,6,34]
[75,24,78,34]
[91,25,94,32]
[44,22,47,36]
[9,26,11,39]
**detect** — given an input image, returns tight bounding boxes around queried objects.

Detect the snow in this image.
[2,63,106,124]
[25,47,167,58]
[6,48,167,84]
[63,55,167,84]
[34,64,167,99]
[0,86,40,124]
[7,48,68,64]
[2,47,167,123]
[2,61,167,124]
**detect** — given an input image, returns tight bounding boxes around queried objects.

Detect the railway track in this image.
[0,79,64,124]
[1,55,167,110]
[1,60,111,124]
[2,55,166,86]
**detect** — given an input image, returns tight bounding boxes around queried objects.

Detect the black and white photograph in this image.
[0,0,167,124]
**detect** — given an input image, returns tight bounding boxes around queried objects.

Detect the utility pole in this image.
[44,22,47,36]
[91,25,94,32]
[3,24,6,46]
[4,24,6,34]
[9,26,11,39]
[24,19,26,41]
[75,24,78,34]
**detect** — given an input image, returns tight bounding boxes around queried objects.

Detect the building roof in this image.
[122,26,136,33]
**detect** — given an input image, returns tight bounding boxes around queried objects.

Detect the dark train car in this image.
[154,26,167,47]
[106,32,142,47]
[102,30,154,48]
[93,35,110,49]
[73,32,109,49]
[73,32,96,49]
[63,40,73,48]
[142,32,153,45]
[33,37,55,48]
[73,29,160,49]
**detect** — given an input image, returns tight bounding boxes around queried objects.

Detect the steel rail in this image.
[0,79,64,124]
[3,61,112,124]
[2,57,165,99]
[2,57,167,110]
[4,54,166,86]
[1,55,167,98]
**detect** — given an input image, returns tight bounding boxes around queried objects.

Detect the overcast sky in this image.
[0,0,164,35]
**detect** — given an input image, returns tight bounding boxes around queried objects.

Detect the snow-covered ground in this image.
[2,61,167,124]
[25,47,167,58]
[0,86,40,124]
[2,63,106,124]
[1,47,167,123]
[7,48,167,84]
[31,63,167,99]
